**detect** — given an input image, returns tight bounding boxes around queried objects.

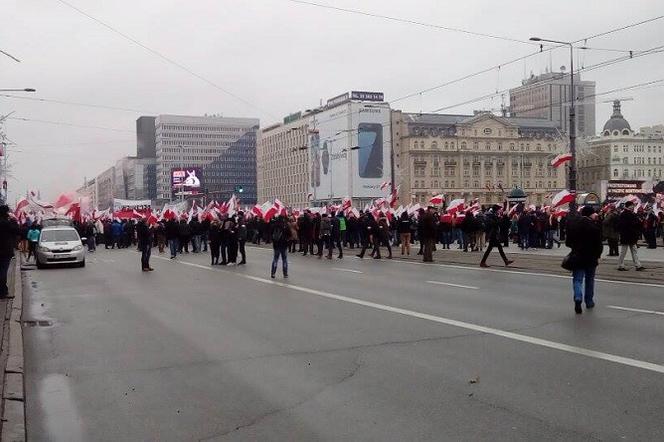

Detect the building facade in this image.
[154,115,259,204]
[257,117,312,208]
[113,156,157,201]
[95,166,115,210]
[578,100,664,194]
[136,116,156,159]
[76,178,97,209]
[392,111,567,206]
[509,71,596,138]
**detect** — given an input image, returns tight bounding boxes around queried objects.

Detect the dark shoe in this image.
[148,268,154,271]
[338,255,343,259]
[356,254,363,259]
[387,255,392,259]
[221,262,227,266]
[238,261,246,265]
[326,255,332,260]
[283,273,288,278]
[373,256,381,259]
[636,266,645,271]
[480,262,489,268]
[142,268,149,272]
[586,302,595,309]
[271,274,275,279]
[617,267,628,271]
[505,260,514,266]
[574,300,583,314]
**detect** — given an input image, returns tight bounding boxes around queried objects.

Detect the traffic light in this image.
[234,185,244,193]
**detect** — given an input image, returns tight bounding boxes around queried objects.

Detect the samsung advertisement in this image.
[308,101,391,201]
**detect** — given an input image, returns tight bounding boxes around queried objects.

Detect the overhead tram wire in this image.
[6,117,135,133]
[430,44,664,113]
[0,94,158,114]
[286,0,536,46]
[54,0,275,119]
[390,14,664,105]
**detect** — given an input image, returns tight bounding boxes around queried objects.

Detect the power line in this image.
[7,117,134,132]
[0,49,21,63]
[286,0,536,46]
[0,94,157,114]
[430,44,664,113]
[391,14,664,104]
[54,0,275,119]
[7,139,135,149]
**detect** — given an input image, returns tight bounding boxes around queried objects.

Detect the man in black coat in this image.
[0,206,18,298]
[565,207,604,314]
[165,219,179,259]
[136,219,154,271]
[616,201,644,271]
[480,206,514,268]
[420,207,437,262]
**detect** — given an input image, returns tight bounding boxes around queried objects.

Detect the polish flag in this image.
[380,181,389,191]
[251,204,263,218]
[551,189,575,208]
[341,197,352,211]
[508,203,522,217]
[551,153,573,168]
[429,193,445,206]
[14,198,29,216]
[389,187,399,208]
[54,192,77,209]
[554,208,569,218]
[446,198,465,214]
[264,199,283,222]
[407,203,421,216]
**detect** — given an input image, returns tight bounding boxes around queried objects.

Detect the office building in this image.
[154,114,259,204]
[509,70,596,138]
[95,166,116,210]
[136,116,157,158]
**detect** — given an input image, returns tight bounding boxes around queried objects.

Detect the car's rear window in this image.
[40,230,80,242]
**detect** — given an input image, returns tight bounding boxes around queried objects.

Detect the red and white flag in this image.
[551,153,573,168]
[389,187,399,208]
[551,189,575,208]
[429,194,444,205]
[446,198,465,214]
[380,181,390,191]
[341,197,352,211]
[264,199,283,222]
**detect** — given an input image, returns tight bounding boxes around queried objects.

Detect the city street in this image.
[22,247,664,441]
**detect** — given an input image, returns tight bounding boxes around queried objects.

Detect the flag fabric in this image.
[389,187,399,208]
[446,198,465,214]
[430,194,444,205]
[551,189,575,208]
[551,153,573,168]
[380,181,389,191]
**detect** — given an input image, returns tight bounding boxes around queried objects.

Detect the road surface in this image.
[22,246,664,441]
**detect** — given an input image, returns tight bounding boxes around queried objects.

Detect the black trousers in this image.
[481,240,508,264]
[227,239,238,263]
[357,236,372,258]
[141,246,151,269]
[210,241,220,264]
[607,238,619,256]
[238,240,246,263]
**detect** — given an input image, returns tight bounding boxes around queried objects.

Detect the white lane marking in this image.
[426,281,479,290]
[332,268,363,274]
[607,305,664,316]
[389,258,664,289]
[155,256,664,375]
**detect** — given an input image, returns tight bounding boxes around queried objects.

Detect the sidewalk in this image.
[394,245,664,285]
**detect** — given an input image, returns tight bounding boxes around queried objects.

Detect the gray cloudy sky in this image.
[2,0,663,203]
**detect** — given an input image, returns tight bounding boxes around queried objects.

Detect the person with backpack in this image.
[270,215,291,278]
[319,213,332,259]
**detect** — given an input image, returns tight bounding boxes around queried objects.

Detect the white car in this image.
[36,226,86,269]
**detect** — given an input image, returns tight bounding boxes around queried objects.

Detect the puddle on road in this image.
[37,374,85,441]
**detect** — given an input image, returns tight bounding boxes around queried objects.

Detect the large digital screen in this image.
[171,167,203,197]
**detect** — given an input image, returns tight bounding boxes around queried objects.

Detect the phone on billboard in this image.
[310,133,321,188]
[358,123,383,178]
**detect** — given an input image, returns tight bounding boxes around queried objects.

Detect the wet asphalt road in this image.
[22,246,664,441]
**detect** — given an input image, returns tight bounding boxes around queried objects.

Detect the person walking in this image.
[136,219,154,272]
[421,207,436,262]
[84,221,96,252]
[319,214,332,259]
[155,222,166,254]
[237,212,248,265]
[270,215,291,278]
[356,212,377,259]
[165,218,179,259]
[227,216,239,264]
[480,206,514,268]
[371,215,392,259]
[0,206,19,298]
[208,220,221,265]
[178,219,191,254]
[26,222,40,262]
[398,211,412,255]
[288,215,299,254]
[565,207,603,314]
[616,201,645,271]
[602,206,619,256]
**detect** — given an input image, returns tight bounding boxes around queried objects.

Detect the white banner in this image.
[113,198,152,211]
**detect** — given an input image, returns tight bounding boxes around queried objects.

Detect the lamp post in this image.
[529,37,577,212]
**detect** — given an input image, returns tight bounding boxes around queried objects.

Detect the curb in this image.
[1,257,26,441]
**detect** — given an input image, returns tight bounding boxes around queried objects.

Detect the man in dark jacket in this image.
[165,219,179,259]
[0,206,19,298]
[602,207,619,256]
[480,206,514,268]
[616,201,644,271]
[565,207,603,314]
[136,219,154,271]
[270,216,291,278]
[421,207,437,262]
[356,213,377,259]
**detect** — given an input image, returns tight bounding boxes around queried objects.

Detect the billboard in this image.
[602,179,664,202]
[171,167,203,198]
[308,102,391,201]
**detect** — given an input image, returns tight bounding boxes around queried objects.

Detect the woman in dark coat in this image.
[565,206,604,314]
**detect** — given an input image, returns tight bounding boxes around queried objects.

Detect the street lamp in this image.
[530,37,577,212]
[0,88,36,92]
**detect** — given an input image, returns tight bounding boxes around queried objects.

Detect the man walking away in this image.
[602,206,619,256]
[356,213,376,259]
[165,218,179,259]
[208,220,221,265]
[0,206,19,298]
[421,207,437,262]
[84,221,96,252]
[616,201,644,271]
[328,212,342,259]
[26,222,41,262]
[237,212,248,265]
[137,219,154,271]
[319,214,331,259]
[565,206,603,314]
[480,206,514,268]
[270,215,291,278]
[398,212,412,255]
[155,222,166,254]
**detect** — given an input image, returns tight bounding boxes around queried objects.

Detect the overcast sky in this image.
[2,0,663,203]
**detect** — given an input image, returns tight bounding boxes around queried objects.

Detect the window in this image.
[613,169,618,177]
[461,141,467,150]
[431,141,438,150]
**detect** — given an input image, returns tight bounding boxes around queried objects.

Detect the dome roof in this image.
[602,100,631,133]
